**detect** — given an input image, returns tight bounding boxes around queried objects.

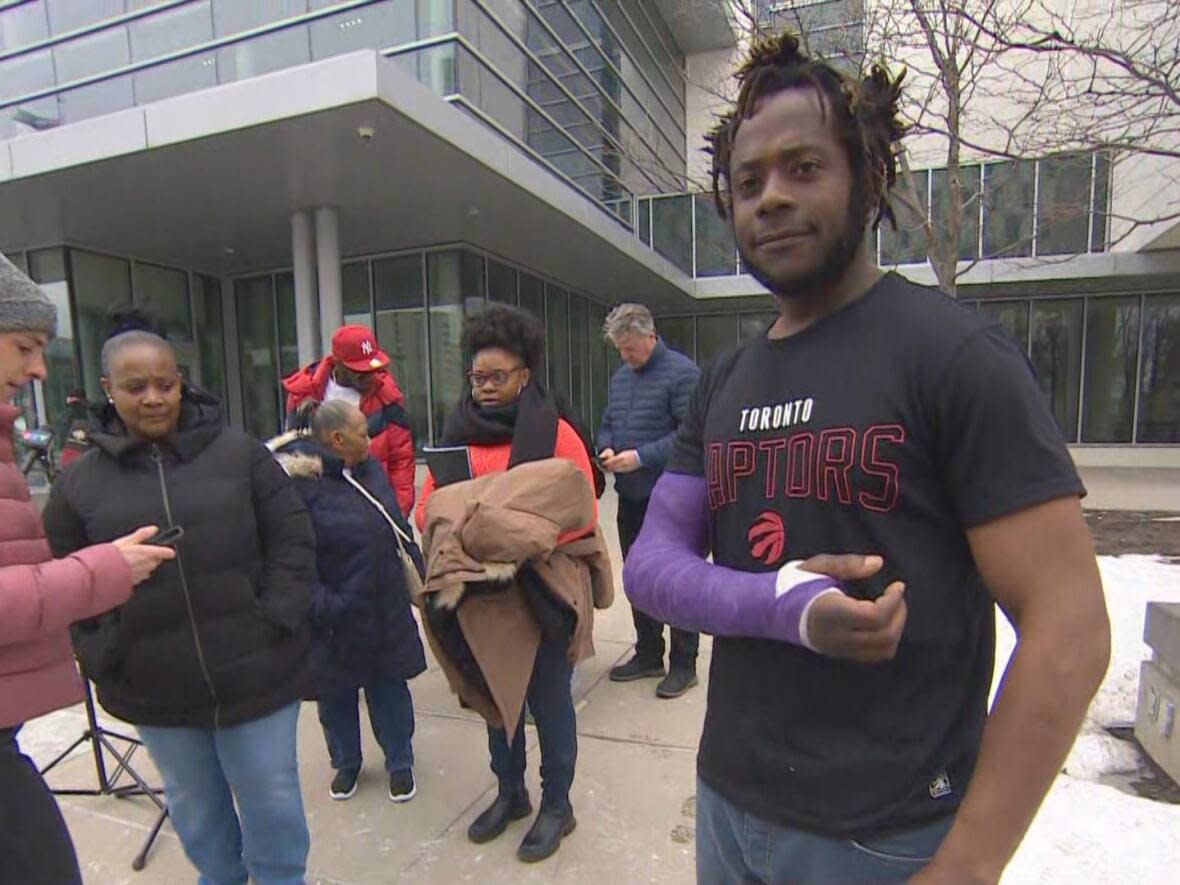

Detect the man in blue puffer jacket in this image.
[597,303,701,699]
[269,400,427,805]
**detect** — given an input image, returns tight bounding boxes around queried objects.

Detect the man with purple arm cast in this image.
[623,32,1110,885]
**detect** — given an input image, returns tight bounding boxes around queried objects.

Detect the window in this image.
[1137,294,1180,443]
[71,250,132,401]
[52,27,134,123]
[569,294,590,425]
[546,285,571,400]
[982,160,1034,258]
[657,316,694,361]
[275,272,299,378]
[133,262,197,380]
[130,1,217,104]
[192,273,228,413]
[651,194,692,275]
[1037,153,1092,256]
[589,302,608,432]
[375,254,424,311]
[931,166,981,262]
[487,259,518,305]
[696,315,736,372]
[638,197,651,245]
[979,300,1029,354]
[694,193,736,277]
[1081,296,1140,443]
[1030,299,1083,443]
[518,272,547,381]
[46,0,122,34]
[235,275,280,439]
[739,312,777,343]
[0,2,49,52]
[342,261,372,326]
[374,255,427,446]
[1091,153,1111,253]
[426,251,468,443]
[310,0,415,59]
[212,0,310,83]
[880,171,928,265]
[28,248,78,425]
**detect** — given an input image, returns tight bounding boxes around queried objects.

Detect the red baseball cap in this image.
[331,324,389,372]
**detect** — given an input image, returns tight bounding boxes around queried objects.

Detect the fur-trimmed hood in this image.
[267,431,327,480]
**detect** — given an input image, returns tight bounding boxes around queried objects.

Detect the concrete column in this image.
[291,209,318,365]
[315,206,343,353]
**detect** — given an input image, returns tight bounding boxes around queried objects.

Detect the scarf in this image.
[440,381,559,467]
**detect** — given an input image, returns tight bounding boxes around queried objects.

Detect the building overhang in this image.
[0,51,698,312]
[655,0,738,53]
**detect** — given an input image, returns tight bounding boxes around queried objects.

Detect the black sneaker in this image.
[388,769,417,803]
[609,655,666,682]
[330,767,360,800]
[656,668,698,699]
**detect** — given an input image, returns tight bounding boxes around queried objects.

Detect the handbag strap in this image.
[341,470,416,553]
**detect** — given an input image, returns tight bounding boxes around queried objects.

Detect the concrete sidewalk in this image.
[25,491,708,885]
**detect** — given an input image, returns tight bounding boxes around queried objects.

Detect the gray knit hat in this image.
[0,252,56,336]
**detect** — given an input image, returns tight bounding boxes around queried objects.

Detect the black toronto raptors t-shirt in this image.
[667,273,1083,838]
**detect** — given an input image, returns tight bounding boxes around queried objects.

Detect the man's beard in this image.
[738,189,868,301]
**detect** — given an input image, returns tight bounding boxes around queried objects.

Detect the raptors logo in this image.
[747,510,786,565]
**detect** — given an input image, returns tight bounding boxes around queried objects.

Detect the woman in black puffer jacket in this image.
[43,327,315,885]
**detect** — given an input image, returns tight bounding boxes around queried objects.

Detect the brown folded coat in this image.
[417,458,614,737]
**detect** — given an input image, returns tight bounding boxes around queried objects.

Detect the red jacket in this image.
[282,358,417,515]
[415,419,598,543]
[0,404,133,729]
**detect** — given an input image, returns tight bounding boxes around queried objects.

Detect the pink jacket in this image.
[0,404,134,729]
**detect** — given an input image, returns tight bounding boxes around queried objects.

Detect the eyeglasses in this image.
[467,365,524,388]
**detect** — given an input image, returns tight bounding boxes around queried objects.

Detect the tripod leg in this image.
[132,806,169,872]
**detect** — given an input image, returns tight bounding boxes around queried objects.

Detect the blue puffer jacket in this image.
[596,340,700,501]
[270,434,427,690]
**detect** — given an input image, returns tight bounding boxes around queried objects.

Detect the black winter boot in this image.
[467,786,533,844]
[517,803,576,863]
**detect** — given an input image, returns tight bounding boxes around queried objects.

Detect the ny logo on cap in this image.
[361,340,373,356]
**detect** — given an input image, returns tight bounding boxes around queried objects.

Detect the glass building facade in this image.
[659,291,1180,445]
[0,0,687,218]
[3,245,229,431]
[229,246,617,443]
[4,244,617,447]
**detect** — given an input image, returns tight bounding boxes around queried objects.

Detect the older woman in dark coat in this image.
[271,399,426,804]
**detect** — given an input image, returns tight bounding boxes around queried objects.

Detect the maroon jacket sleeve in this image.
[0,545,133,645]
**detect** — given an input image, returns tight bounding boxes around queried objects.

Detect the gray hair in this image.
[100,330,173,375]
[311,398,361,444]
[603,303,655,342]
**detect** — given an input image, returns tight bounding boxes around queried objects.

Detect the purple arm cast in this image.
[621,472,838,646]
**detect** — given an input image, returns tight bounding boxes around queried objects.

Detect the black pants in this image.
[0,726,82,885]
[617,495,699,671]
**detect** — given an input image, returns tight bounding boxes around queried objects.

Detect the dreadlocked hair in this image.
[705,31,907,231]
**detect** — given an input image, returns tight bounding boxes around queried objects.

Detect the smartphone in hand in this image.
[145,525,184,547]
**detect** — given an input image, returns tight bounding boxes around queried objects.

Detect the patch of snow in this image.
[992,554,1180,780]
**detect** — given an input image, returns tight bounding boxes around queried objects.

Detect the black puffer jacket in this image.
[42,388,315,729]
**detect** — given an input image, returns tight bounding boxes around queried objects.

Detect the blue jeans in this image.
[488,639,576,811]
[137,702,309,885]
[696,776,953,884]
[316,679,415,774]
